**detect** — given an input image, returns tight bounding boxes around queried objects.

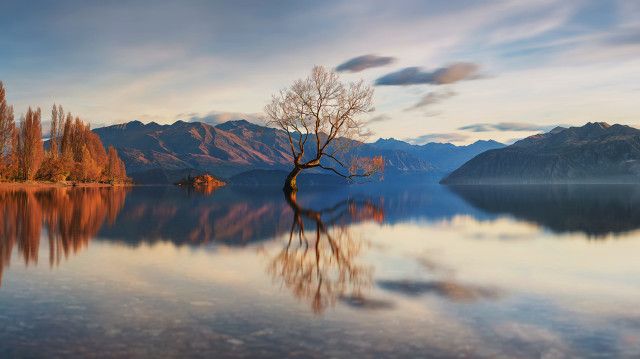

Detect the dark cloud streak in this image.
[177,111,261,126]
[458,122,559,132]
[368,114,391,124]
[406,133,469,144]
[336,54,395,72]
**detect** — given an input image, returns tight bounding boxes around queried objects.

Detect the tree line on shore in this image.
[0,82,129,183]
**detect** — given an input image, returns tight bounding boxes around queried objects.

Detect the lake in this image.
[1,184,640,358]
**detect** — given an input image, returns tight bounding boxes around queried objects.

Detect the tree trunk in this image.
[283,166,302,193]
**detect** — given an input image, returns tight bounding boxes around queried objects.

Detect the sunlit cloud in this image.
[375,62,480,86]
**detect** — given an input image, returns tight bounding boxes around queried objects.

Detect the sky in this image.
[1,0,639,145]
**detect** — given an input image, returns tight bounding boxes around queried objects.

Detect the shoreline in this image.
[0,181,132,188]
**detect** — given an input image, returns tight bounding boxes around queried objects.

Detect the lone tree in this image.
[265,66,384,193]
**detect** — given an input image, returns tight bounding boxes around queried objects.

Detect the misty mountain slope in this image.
[441,122,640,184]
[371,138,505,172]
[94,119,442,182]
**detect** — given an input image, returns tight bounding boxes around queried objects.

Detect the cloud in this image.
[406,133,469,144]
[335,54,396,72]
[405,89,457,111]
[606,28,640,47]
[368,114,391,124]
[176,111,262,126]
[375,62,480,86]
[458,122,558,132]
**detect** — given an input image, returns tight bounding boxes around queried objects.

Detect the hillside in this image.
[94,119,441,183]
[441,122,640,184]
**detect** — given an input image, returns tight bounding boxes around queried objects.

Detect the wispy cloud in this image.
[406,133,469,144]
[405,89,457,111]
[375,62,480,86]
[458,122,559,132]
[368,114,391,123]
[176,111,262,126]
[336,54,395,72]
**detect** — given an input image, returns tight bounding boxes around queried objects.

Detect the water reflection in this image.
[448,185,640,237]
[377,279,502,302]
[1,185,640,357]
[0,187,129,288]
[266,192,384,314]
[97,187,292,245]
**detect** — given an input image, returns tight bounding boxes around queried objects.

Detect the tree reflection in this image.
[0,187,129,288]
[266,191,384,314]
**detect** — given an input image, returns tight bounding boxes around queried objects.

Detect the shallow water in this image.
[1,184,640,358]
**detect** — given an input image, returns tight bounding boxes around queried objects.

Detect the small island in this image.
[176,174,226,192]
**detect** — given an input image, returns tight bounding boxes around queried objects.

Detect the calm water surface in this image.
[1,184,640,358]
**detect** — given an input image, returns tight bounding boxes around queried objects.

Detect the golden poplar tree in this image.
[17,107,44,180]
[0,82,15,179]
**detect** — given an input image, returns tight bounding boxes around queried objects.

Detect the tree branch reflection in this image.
[0,187,129,288]
[267,191,384,314]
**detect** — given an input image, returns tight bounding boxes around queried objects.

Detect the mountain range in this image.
[93,119,503,184]
[441,122,640,184]
[372,138,505,172]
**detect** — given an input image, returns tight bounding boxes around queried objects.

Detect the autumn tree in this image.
[79,145,100,181]
[265,66,384,193]
[38,104,67,180]
[49,103,63,159]
[0,81,129,183]
[59,112,73,161]
[16,107,44,180]
[0,82,15,179]
[105,145,128,183]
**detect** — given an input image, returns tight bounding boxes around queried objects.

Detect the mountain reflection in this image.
[266,191,384,314]
[448,185,640,237]
[0,187,129,288]
[97,187,293,245]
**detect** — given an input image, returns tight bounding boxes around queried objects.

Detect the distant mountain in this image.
[371,138,505,172]
[441,122,640,184]
[94,119,441,184]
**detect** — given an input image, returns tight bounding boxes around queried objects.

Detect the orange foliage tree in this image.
[106,145,127,183]
[0,82,15,179]
[16,107,44,180]
[0,81,129,183]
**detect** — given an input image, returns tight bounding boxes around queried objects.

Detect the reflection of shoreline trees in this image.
[0,187,129,288]
[267,192,384,314]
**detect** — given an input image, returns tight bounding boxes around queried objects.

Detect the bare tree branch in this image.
[264,66,384,192]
